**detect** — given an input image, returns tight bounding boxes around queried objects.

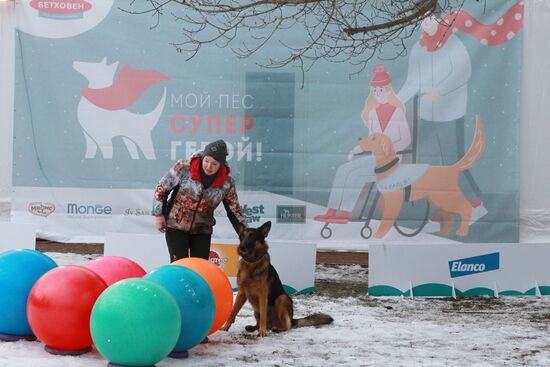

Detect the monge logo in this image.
[67,203,112,216]
[448,252,500,278]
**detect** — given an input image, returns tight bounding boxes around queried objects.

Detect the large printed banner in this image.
[0,2,14,218]
[12,1,523,248]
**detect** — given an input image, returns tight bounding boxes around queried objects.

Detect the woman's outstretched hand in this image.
[155,215,166,233]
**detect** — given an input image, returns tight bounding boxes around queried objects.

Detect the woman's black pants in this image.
[165,227,211,262]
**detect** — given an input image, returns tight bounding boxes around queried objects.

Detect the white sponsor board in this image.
[12,187,158,243]
[369,243,550,297]
[12,186,455,249]
[0,222,36,253]
[104,232,316,294]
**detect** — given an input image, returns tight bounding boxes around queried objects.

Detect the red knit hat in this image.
[370,64,392,87]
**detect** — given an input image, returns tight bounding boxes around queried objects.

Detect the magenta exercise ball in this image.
[86,256,146,286]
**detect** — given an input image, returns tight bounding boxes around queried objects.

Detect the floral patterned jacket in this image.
[152,152,247,234]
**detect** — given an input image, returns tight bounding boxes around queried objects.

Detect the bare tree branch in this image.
[122,0,465,77]
[344,0,438,35]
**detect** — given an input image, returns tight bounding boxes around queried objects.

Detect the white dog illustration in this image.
[73,57,168,160]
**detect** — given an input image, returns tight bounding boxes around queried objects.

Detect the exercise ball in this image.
[27,266,107,355]
[90,278,181,366]
[0,249,57,341]
[86,256,146,286]
[145,265,215,357]
[172,257,233,335]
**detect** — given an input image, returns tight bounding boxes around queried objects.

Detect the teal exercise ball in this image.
[145,265,215,357]
[0,249,57,340]
[90,278,180,366]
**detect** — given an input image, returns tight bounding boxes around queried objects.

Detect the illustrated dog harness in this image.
[375,158,429,202]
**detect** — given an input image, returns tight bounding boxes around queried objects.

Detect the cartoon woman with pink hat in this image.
[314,64,411,223]
[361,65,411,153]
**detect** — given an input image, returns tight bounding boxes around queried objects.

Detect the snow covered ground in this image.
[1,253,550,366]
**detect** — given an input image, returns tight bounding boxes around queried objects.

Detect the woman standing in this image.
[153,139,247,262]
[314,64,411,223]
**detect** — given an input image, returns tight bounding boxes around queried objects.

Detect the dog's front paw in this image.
[245,325,258,332]
[258,328,267,337]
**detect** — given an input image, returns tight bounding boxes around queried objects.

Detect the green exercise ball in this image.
[90,278,181,366]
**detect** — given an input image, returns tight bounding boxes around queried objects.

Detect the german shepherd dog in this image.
[221,221,333,337]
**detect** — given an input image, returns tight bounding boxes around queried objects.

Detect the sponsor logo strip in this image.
[276,205,306,224]
[448,252,500,278]
[28,202,56,217]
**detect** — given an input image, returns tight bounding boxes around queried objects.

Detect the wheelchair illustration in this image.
[318,96,431,240]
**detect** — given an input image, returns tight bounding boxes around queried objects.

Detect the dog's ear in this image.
[236,222,246,237]
[259,221,272,238]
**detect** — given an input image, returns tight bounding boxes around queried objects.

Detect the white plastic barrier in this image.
[369,243,550,297]
[104,232,316,294]
[0,222,36,253]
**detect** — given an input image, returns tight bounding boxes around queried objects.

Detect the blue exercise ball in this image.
[145,265,215,356]
[0,249,57,339]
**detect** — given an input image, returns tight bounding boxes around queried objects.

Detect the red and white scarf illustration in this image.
[82,65,170,111]
[376,103,397,133]
[420,1,524,52]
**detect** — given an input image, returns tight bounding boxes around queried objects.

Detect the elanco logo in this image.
[30,0,92,18]
[28,202,56,217]
[448,252,500,278]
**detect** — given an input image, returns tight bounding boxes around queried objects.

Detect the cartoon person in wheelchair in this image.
[396,1,524,229]
[314,64,411,236]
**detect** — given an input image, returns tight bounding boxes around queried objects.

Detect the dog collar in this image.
[374,157,399,174]
[241,254,266,264]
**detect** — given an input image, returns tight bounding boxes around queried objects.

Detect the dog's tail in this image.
[292,313,333,328]
[452,115,486,172]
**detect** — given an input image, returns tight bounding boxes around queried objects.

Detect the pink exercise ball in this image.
[86,256,146,286]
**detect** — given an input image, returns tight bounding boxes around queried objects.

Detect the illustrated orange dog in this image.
[358,116,486,238]
[221,221,333,337]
